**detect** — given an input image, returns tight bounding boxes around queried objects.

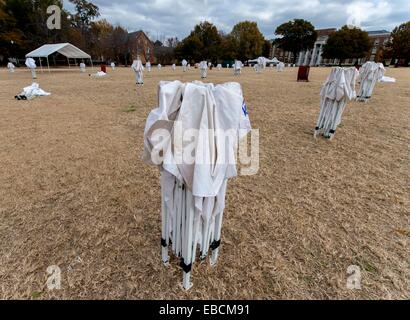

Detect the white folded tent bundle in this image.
[158,64,162,70]
[172,64,176,71]
[25,58,37,79]
[182,59,188,72]
[357,61,385,102]
[199,61,208,78]
[217,64,222,70]
[277,62,285,72]
[90,71,107,78]
[380,76,396,83]
[80,62,86,72]
[143,80,251,290]
[111,62,116,70]
[7,62,15,72]
[131,59,144,85]
[233,60,243,75]
[15,82,51,100]
[315,67,359,140]
[248,57,280,73]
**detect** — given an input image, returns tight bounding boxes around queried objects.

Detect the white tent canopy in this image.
[26,43,92,71]
[248,57,280,65]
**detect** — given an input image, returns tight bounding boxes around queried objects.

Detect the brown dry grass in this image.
[0,66,409,300]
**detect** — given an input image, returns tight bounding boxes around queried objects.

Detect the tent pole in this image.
[67,57,70,69]
[39,57,43,73]
[90,58,94,70]
[47,56,50,73]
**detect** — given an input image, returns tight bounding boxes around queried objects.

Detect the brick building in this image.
[128,30,154,64]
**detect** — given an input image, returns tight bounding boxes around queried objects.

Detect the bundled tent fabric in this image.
[233,60,243,76]
[217,64,222,70]
[277,62,285,72]
[143,80,251,290]
[15,82,51,100]
[7,62,15,73]
[26,43,92,72]
[132,58,144,85]
[90,71,107,78]
[25,58,37,79]
[172,64,176,71]
[357,62,385,102]
[111,62,116,70]
[182,59,188,72]
[158,64,162,70]
[249,57,279,73]
[314,67,359,140]
[80,62,86,72]
[380,76,396,83]
[146,61,152,72]
[199,61,208,78]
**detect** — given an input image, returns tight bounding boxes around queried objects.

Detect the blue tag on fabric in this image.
[242,101,249,117]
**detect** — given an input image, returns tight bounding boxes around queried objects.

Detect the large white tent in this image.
[26,43,92,72]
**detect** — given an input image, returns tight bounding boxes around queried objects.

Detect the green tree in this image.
[388,21,410,65]
[69,0,99,33]
[275,19,317,64]
[0,0,69,60]
[262,39,272,58]
[322,25,372,65]
[175,34,203,62]
[219,33,237,60]
[231,21,265,61]
[175,21,221,62]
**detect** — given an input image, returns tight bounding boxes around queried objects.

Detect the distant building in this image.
[128,30,154,63]
[298,28,337,66]
[272,28,391,66]
[366,30,391,62]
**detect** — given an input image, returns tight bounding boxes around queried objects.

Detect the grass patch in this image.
[124,105,137,113]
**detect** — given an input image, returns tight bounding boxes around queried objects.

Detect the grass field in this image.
[0,66,409,299]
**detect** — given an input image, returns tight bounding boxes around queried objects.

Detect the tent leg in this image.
[182,188,194,291]
[39,58,43,73]
[90,58,94,71]
[47,57,50,73]
[67,58,70,69]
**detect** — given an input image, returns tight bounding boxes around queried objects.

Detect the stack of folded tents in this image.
[143,80,251,290]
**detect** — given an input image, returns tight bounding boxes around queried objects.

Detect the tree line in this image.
[1,0,409,66]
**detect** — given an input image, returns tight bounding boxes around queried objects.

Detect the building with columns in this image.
[297,29,336,66]
[272,28,391,66]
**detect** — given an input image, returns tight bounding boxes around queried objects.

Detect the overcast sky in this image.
[65,0,409,40]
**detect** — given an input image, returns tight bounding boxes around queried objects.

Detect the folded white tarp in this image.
[91,71,107,77]
[143,80,251,290]
[15,83,51,100]
[380,76,396,83]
